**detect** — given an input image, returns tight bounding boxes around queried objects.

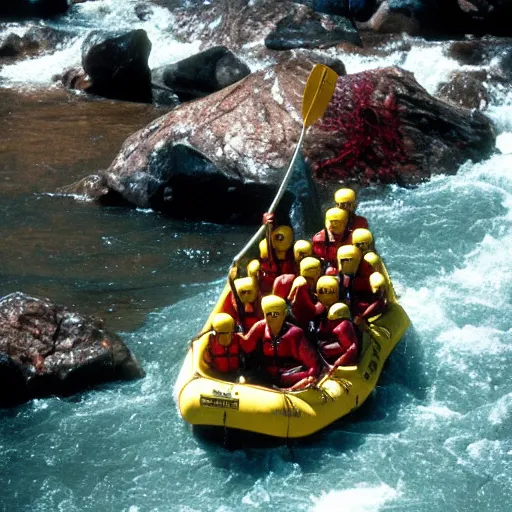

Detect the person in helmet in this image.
[312,207,349,271]
[317,302,359,366]
[293,240,313,265]
[221,276,262,332]
[334,188,369,236]
[247,259,261,281]
[351,228,379,278]
[353,271,388,325]
[260,225,296,294]
[204,313,241,374]
[337,245,373,310]
[239,295,320,388]
[287,257,325,328]
[271,239,313,300]
[312,275,341,332]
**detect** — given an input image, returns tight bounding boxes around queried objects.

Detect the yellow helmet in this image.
[334,188,356,211]
[261,295,287,335]
[300,256,322,280]
[271,225,293,252]
[369,272,387,294]
[364,252,381,268]
[352,228,373,253]
[327,302,351,321]
[316,276,339,308]
[258,239,268,260]
[337,245,362,274]
[325,208,348,235]
[293,240,312,264]
[234,277,258,304]
[247,259,260,279]
[212,313,235,345]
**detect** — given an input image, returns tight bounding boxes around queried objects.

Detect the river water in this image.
[1,2,511,511]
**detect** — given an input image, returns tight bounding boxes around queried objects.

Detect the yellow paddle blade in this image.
[302,64,338,128]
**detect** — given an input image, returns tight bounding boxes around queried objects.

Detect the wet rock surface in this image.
[81,29,153,103]
[154,46,251,102]
[64,54,495,213]
[0,292,145,407]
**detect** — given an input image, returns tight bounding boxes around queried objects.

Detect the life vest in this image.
[312,229,347,268]
[260,252,296,294]
[206,333,240,373]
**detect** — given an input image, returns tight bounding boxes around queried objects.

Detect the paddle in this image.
[230,63,339,267]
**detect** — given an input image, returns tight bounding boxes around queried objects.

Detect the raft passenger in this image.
[204,313,241,374]
[334,188,369,237]
[221,277,262,333]
[240,296,320,388]
[318,303,359,366]
[312,207,349,271]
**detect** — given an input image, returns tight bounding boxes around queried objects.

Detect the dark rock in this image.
[58,67,92,91]
[157,46,251,101]
[0,34,23,58]
[0,292,144,407]
[438,70,490,110]
[0,0,68,19]
[71,56,494,221]
[265,7,362,50]
[446,40,487,66]
[0,25,70,62]
[305,67,496,185]
[81,29,153,103]
[135,2,154,21]
[0,353,28,407]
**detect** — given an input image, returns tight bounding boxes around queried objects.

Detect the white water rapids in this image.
[0,1,511,510]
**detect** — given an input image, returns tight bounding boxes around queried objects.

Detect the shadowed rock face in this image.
[97,53,345,221]
[305,67,496,185]
[171,0,362,52]
[63,58,494,219]
[0,293,144,407]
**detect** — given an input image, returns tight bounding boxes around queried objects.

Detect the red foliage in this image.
[313,71,409,185]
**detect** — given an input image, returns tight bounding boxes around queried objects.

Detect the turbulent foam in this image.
[311,484,400,512]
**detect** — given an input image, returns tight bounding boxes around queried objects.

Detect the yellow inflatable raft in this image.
[176,269,410,439]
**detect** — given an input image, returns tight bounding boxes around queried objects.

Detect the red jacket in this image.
[288,279,323,328]
[241,321,320,386]
[220,291,262,333]
[312,229,347,268]
[205,333,241,373]
[318,319,358,365]
[272,273,296,300]
[260,252,297,295]
[346,214,369,238]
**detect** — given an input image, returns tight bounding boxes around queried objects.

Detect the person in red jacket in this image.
[351,228,379,279]
[334,188,369,237]
[271,239,314,300]
[221,277,262,333]
[354,271,389,327]
[337,244,373,307]
[318,302,359,366]
[288,257,324,328]
[240,295,320,388]
[312,207,349,271]
[204,313,241,374]
[260,224,296,294]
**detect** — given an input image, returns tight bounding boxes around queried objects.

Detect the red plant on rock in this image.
[313,71,409,185]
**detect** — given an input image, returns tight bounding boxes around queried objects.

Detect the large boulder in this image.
[81,29,153,103]
[0,292,144,407]
[305,67,496,185]
[265,7,362,50]
[153,46,251,102]
[61,54,495,221]
[171,0,362,53]
[0,25,71,62]
[359,0,512,37]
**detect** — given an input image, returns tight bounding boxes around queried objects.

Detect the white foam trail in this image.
[311,484,400,512]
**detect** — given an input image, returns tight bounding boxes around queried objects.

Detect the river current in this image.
[1,2,511,511]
